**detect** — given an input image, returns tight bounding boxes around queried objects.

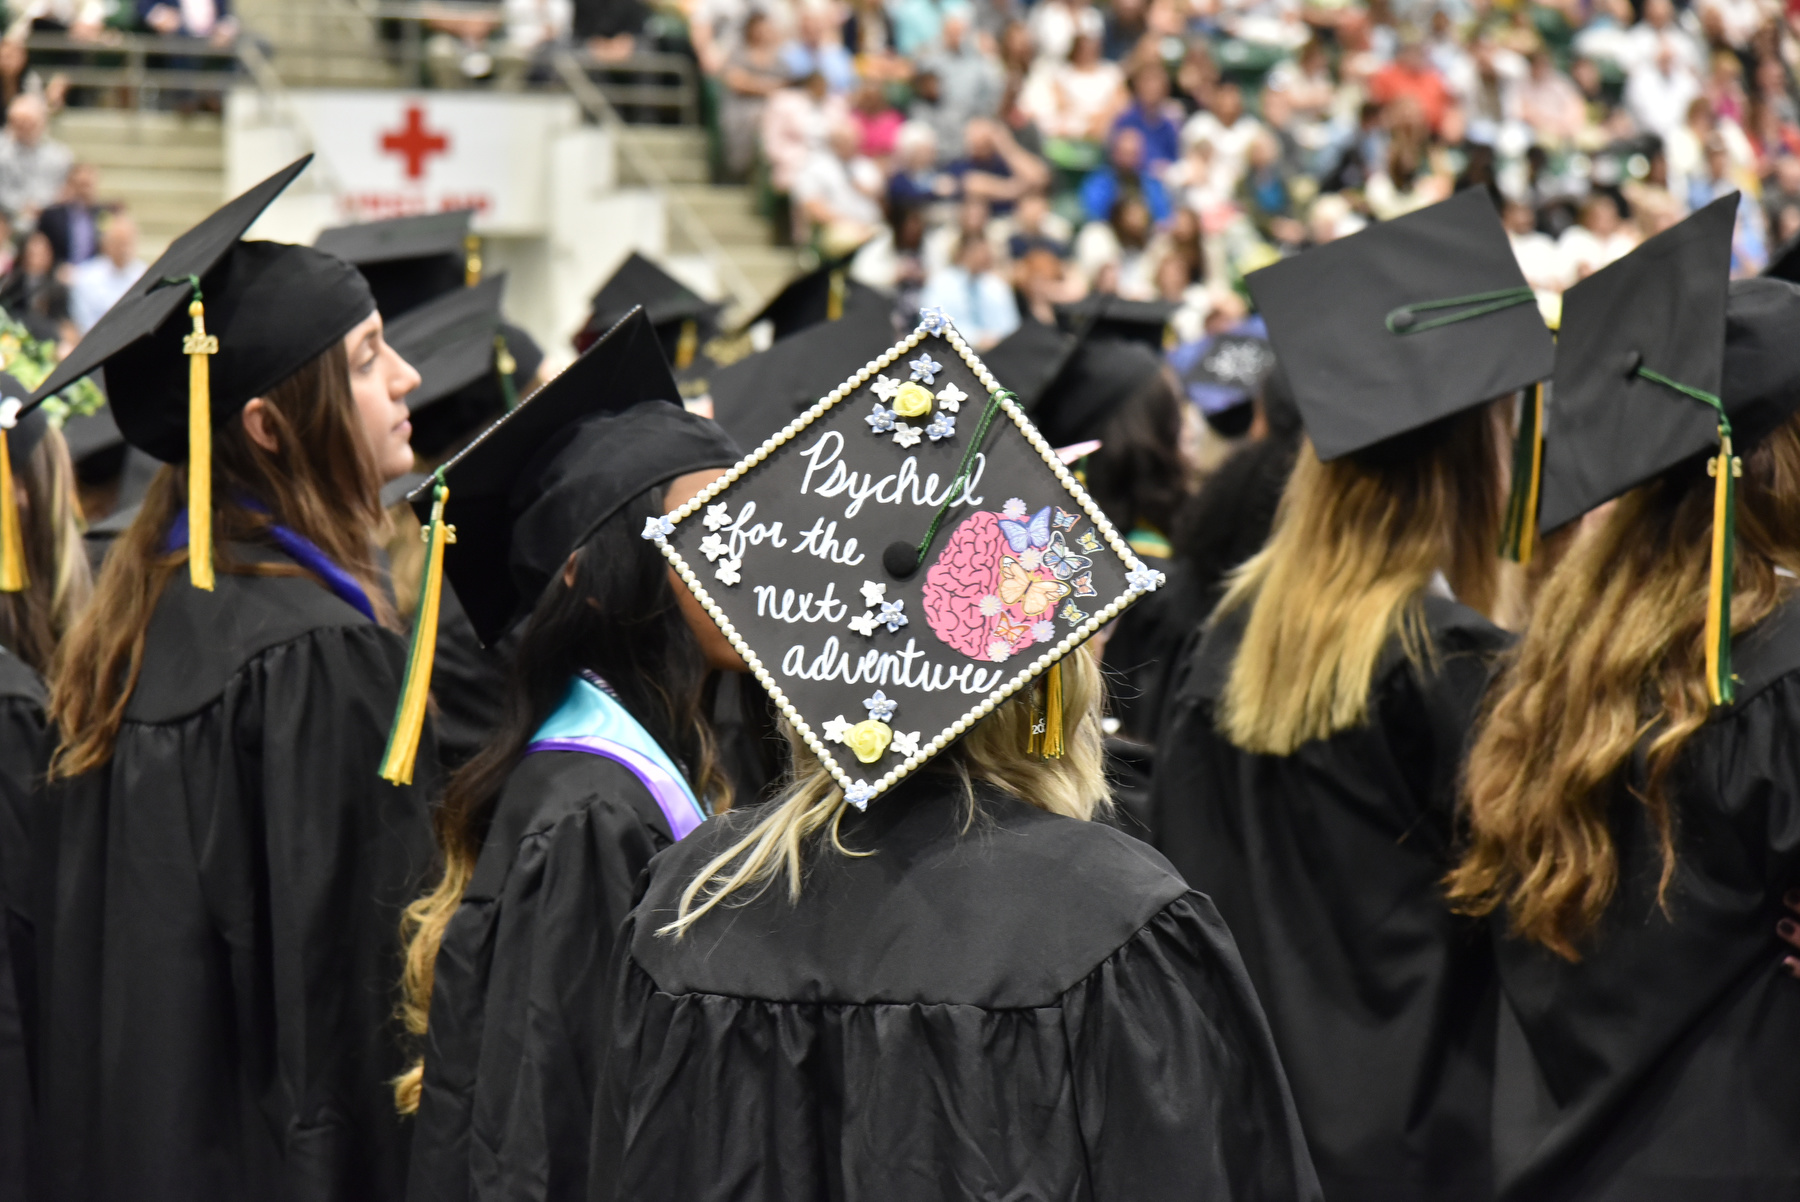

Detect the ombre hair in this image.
[1448,415,1800,959]
[1215,402,1507,755]
[658,642,1109,938]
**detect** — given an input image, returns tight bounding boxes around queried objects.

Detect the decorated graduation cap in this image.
[314,209,477,319]
[576,251,725,368]
[707,300,898,450]
[1053,295,1176,350]
[0,372,45,590]
[1174,327,1275,435]
[29,155,375,592]
[377,307,734,783]
[1246,187,1555,462]
[643,307,1166,810]
[1540,193,1800,705]
[749,253,891,342]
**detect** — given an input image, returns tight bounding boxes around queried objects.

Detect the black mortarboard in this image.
[1764,230,1800,284]
[1052,295,1177,350]
[648,309,1165,810]
[749,255,893,342]
[577,252,725,365]
[1539,194,1738,532]
[707,302,898,449]
[59,405,122,466]
[980,319,1076,410]
[1031,337,1166,446]
[1177,331,1276,417]
[1247,188,1555,461]
[313,210,473,318]
[418,307,737,645]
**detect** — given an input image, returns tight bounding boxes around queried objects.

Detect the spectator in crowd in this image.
[1627,41,1702,141]
[138,0,238,47]
[849,77,901,159]
[914,7,1002,160]
[944,116,1048,213]
[917,230,1019,348]
[0,92,67,228]
[780,4,855,96]
[574,0,647,62]
[1081,125,1170,224]
[792,118,885,253]
[1181,82,1262,195]
[421,2,529,89]
[0,226,66,338]
[1369,31,1453,134]
[0,208,15,277]
[719,10,787,181]
[1559,192,1640,280]
[68,208,141,333]
[1504,195,1570,294]
[1113,59,1182,172]
[1019,24,1124,147]
[763,69,848,209]
[887,119,950,207]
[36,157,99,266]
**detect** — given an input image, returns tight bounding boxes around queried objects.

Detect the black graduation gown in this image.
[408,746,678,1202]
[0,650,44,1197]
[591,777,1323,1202]
[1489,597,1800,1201]
[1151,595,1509,1202]
[36,546,438,1202]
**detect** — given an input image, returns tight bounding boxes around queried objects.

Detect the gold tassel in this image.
[674,319,697,370]
[827,269,846,321]
[1703,432,1739,706]
[381,475,454,784]
[464,233,482,286]
[184,297,217,591]
[1026,661,1066,759]
[0,421,24,593]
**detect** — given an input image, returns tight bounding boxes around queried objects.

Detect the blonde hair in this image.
[1447,416,1800,959]
[1216,403,1506,755]
[0,425,92,676]
[658,643,1109,938]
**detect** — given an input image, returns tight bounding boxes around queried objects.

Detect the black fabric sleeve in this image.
[1062,892,1324,1202]
[0,693,43,1194]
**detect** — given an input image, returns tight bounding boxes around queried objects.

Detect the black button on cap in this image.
[883,540,919,580]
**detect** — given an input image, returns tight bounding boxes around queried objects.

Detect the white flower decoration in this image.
[866,404,896,434]
[863,690,898,722]
[860,580,887,608]
[909,353,941,383]
[890,730,921,758]
[917,307,948,333]
[1018,548,1042,572]
[1127,565,1166,593]
[641,514,673,542]
[1032,620,1056,643]
[822,715,853,743]
[878,599,908,632]
[1002,497,1028,519]
[978,594,1003,617]
[701,502,733,531]
[846,781,875,810]
[926,413,956,442]
[892,424,923,449]
[847,611,880,638]
[988,639,1012,662]
[697,533,729,562]
[871,375,901,402]
[715,558,743,586]
[935,382,966,413]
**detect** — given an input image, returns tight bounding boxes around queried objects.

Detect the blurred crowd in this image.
[674,0,1796,343]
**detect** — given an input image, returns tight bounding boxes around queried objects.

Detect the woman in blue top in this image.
[398,321,745,1202]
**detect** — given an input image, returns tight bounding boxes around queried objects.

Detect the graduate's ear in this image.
[562,551,579,589]
[240,397,279,454]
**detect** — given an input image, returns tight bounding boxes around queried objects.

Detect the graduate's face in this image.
[665,467,749,672]
[344,310,422,483]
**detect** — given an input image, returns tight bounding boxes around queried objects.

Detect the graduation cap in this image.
[1540,193,1796,705]
[1764,230,1800,284]
[1030,337,1166,446]
[576,252,725,368]
[749,254,892,343]
[59,405,122,468]
[980,319,1077,410]
[1246,187,1555,462]
[1052,295,1177,350]
[1173,329,1276,431]
[29,155,374,592]
[645,306,1166,811]
[314,210,475,319]
[707,301,898,449]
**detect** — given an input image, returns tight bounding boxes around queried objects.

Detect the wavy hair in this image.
[0,424,91,675]
[1447,415,1800,959]
[1216,402,1507,755]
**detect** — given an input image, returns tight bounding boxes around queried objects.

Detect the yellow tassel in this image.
[827,269,845,321]
[1703,435,1735,707]
[380,477,454,784]
[674,319,698,370]
[0,424,24,593]
[1519,384,1544,565]
[184,298,217,591]
[464,233,482,286]
[1026,661,1066,759]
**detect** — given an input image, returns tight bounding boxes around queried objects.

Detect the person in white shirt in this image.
[68,210,144,334]
[917,233,1019,349]
[793,119,885,246]
[1502,197,1571,295]
[1557,192,1640,282]
[1181,82,1264,194]
[1625,43,1701,141]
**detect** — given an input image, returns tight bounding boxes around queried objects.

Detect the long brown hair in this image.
[393,487,732,1114]
[1447,416,1800,959]
[0,425,91,675]
[1216,402,1507,755]
[49,340,392,778]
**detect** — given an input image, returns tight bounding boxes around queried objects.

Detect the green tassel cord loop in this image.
[1385,286,1536,335]
[906,388,1011,574]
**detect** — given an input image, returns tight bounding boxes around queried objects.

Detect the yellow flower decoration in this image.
[843,719,893,763]
[892,382,934,418]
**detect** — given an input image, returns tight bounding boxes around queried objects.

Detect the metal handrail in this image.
[551,47,760,313]
[22,30,244,92]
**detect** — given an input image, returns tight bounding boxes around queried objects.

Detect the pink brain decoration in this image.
[923,511,1007,659]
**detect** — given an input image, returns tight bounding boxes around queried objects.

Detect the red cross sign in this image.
[380,104,450,180]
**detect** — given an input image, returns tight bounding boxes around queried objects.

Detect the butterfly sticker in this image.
[1060,600,1089,624]
[1040,531,1092,580]
[1073,572,1097,598]
[998,505,1053,552]
[991,612,1034,647]
[998,556,1073,616]
[1077,530,1101,553]
[1053,507,1079,531]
